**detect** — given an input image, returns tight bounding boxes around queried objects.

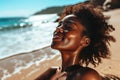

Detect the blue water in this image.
[0,17,32,31]
[0,14,58,59]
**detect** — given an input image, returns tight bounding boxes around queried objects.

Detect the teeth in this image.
[54,35,59,38]
[53,35,62,38]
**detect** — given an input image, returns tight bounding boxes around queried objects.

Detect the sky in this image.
[0,0,85,17]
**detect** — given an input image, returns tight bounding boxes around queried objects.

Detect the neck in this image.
[61,51,80,71]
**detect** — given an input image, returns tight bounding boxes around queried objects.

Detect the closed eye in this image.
[63,23,72,31]
[57,21,63,28]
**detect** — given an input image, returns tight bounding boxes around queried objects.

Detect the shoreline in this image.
[0,46,61,80]
[5,55,61,80]
[0,46,50,61]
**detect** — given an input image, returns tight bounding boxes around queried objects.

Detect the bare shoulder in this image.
[35,66,58,80]
[81,67,101,80]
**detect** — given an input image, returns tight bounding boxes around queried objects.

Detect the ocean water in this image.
[0,14,59,59]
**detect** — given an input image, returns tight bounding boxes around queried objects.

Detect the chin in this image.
[51,45,55,49]
[51,42,57,49]
[51,44,61,51]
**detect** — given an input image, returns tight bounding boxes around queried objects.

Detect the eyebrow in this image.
[58,20,80,30]
[62,20,77,25]
[59,19,78,27]
[65,20,79,28]
[68,20,76,23]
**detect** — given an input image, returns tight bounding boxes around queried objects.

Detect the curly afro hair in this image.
[58,3,116,66]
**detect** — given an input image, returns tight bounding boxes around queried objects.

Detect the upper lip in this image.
[53,35,62,38]
[53,33,63,41]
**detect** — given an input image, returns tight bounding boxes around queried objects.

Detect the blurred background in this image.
[0,0,120,80]
[0,0,120,59]
[0,0,86,59]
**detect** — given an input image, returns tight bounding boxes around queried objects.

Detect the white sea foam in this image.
[0,14,59,59]
[1,69,12,80]
[26,14,59,26]
[0,50,60,80]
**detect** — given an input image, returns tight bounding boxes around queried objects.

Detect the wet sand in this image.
[0,47,61,80]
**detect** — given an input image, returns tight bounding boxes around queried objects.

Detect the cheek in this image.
[51,33,82,51]
[60,34,81,51]
[67,35,81,49]
[68,33,81,43]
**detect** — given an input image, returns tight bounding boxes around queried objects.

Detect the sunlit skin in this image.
[51,14,90,70]
[50,15,101,80]
[35,14,101,80]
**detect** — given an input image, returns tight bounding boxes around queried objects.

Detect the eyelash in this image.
[63,25,72,31]
[57,22,72,32]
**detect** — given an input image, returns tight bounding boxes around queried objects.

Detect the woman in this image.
[36,3,115,80]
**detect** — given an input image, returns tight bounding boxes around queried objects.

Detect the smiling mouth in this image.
[53,35,63,42]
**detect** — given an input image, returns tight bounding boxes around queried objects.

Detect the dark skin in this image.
[51,15,86,70]
[35,15,101,80]
[50,15,101,80]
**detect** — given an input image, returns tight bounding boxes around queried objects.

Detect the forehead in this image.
[61,14,80,23]
[62,14,76,20]
[60,14,85,31]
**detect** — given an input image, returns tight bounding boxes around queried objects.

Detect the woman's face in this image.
[51,15,85,51]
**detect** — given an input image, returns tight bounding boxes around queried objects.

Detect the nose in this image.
[55,26,64,33]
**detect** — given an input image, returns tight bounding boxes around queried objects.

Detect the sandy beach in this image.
[0,46,61,80]
[0,9,120,80]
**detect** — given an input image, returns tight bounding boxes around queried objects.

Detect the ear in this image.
[80,36,90,48]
